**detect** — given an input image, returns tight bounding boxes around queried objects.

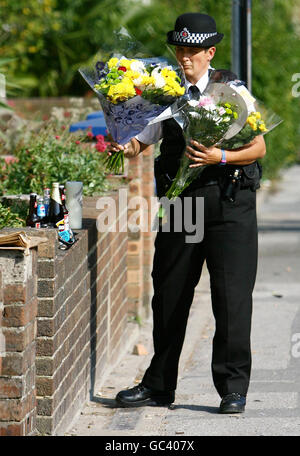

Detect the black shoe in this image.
[219,393,246,414]
[115,383,175,408]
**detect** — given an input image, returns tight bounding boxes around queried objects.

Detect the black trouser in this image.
[141,183,258,397]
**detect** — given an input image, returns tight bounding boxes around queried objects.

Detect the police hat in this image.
[167,13,224,47]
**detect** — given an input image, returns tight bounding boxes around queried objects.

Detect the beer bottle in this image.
[59,184,69,230]
[43,188,51,222]
[59,184,75,243]
[48,183,64,228]
[26,193,41,228]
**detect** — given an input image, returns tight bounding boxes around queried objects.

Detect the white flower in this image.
[130,60,146,73]
[153,73,166,89]
[188,100,199,107]
[133,76,143,86]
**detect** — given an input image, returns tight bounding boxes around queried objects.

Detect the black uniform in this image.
[141,70,262,398]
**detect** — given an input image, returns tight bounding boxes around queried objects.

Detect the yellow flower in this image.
[119,59,132,70]
[161,68,177,79]
[107,57,119,69]
[163,82,184,97]
[254,111,262,119]
[259,123,268,132]
[247,116,258,130]
[141,75,155,86]
[108,79,136,103]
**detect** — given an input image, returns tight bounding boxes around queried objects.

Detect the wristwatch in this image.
[219,148,227,166]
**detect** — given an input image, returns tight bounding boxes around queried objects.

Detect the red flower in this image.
[87,131,94,138]
[55,135,60,139]
[118,66,127,72]
[61,125,66,130]
[135,87,142,96]
[95,142,107,152]
[64,111,71,118]
[75,140,81,144]
[4,155,18,164]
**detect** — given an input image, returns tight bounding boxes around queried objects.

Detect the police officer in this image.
[109,13,266,414]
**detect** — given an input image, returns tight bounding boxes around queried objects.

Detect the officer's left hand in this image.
[186,140,222,167]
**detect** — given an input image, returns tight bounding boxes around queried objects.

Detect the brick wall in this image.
[0,249,38,436]
[0,145,155,435]
[127,147,155,318]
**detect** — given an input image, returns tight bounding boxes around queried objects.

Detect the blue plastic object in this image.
[86,111,103,120]
[69,114,107,137]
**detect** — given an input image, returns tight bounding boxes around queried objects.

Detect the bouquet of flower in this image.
[165,83,248,199]
[218,105,282,150]
[79,53,185,174]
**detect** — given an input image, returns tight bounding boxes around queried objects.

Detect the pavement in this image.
[63,165,300,437]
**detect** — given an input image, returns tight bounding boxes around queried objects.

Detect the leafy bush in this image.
[0,0,134,96]
[0,199,27,229]
[0,122,112,196]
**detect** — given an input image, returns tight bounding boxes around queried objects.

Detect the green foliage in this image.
[250,0,300,178]
[0,123,111,196]
[0,199,27,229]
[0,0,134,96]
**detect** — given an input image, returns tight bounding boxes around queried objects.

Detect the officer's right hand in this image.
[106,138,140,158]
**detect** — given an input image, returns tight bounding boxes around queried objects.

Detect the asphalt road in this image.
[65,165,300,437]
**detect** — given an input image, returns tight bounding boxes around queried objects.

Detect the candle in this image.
[65,181,83,229]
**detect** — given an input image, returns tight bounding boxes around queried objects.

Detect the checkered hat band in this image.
[173,31,217,44]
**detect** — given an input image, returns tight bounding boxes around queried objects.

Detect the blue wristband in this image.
[219,148,227,166]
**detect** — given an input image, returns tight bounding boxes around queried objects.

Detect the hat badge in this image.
[180,27,190,39]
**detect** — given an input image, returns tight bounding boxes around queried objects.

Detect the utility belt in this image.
[154,157,262,202]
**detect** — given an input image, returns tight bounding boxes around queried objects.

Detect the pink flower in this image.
[87,131,94,138]
[55,135,60,139]
[4,155,18,164]
[95,142,107,152]
[198,96,214,107]
[75,140,81,144]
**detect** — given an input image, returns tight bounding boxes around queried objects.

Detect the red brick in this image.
[1,342,35,376]
[3,284,26,305]
[0,377,23,399]
[128,240,141,253]
[3,296,38,328]
[2,320,36,352]
[0,422,23,436]
[127,283,142,300]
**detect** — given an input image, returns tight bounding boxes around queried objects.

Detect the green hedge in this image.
[0,123,112,197]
